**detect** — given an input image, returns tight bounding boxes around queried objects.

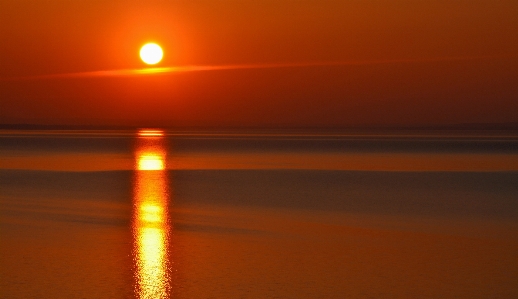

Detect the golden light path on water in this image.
[133,129,170,299]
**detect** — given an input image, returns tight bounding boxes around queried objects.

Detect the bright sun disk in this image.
[140,43,163,65]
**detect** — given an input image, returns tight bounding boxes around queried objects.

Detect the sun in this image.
[140,43,163,65]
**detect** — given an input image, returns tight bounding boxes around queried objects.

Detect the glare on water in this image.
[133,130,170,299]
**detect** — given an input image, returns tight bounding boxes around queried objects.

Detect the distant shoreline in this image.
[1,122,518,132]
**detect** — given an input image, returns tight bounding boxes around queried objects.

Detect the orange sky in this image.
[1,0,517,127]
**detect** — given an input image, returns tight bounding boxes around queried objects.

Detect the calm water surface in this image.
[1,129,518,298]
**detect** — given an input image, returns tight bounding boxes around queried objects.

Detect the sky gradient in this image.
[1,0,517,127]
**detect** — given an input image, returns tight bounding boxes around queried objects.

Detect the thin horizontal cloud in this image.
[1,55,495,81]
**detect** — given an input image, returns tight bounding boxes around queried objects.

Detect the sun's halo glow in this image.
[140,43,163,65]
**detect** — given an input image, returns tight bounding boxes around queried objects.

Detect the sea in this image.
[1,128,517,298]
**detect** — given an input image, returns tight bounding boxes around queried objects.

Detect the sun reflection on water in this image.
[133,129,170,299]
[138,154,165,171]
